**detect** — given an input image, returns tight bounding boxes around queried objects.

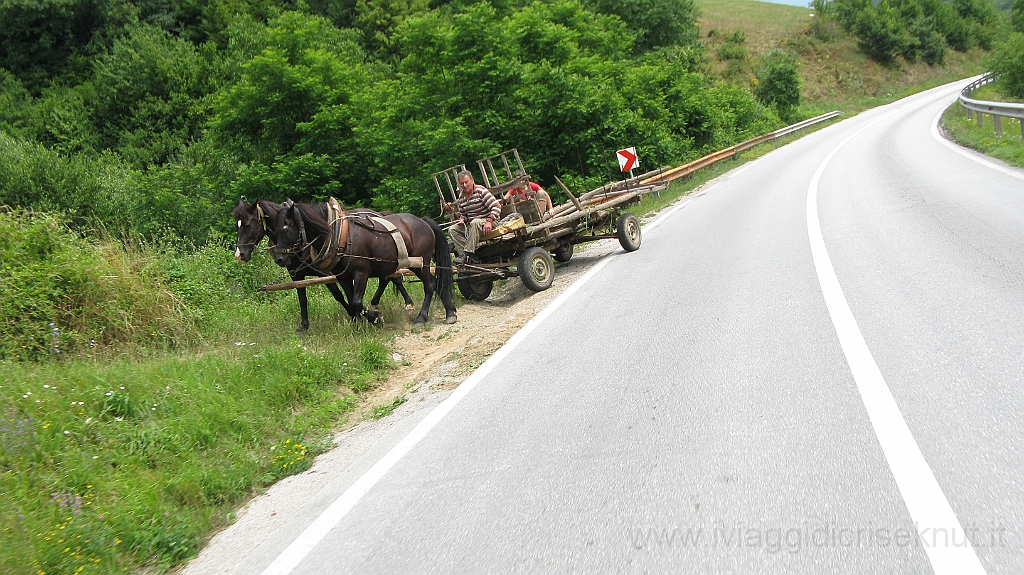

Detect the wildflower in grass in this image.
[271,439,309,472]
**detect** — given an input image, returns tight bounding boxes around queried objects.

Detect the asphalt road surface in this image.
[231,79,1024,574]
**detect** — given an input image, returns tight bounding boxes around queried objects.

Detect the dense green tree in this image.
[1013,0,1024,31]
[92,23,218,166]
[0,69,33,136]
[354,0,430,58]
[211,12,377,204]
[854,1,908,64]
[754,49,800,120]
[583,0,698,53]
[989,32,1024,98]
[0,0,117,90]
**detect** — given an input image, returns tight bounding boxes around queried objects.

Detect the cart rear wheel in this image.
[616,213,641,252]
[519,247,554,291]
[457,278,493,301]
[552,242,573,263]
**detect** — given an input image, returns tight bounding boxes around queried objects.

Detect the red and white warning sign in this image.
[616,147,639,172]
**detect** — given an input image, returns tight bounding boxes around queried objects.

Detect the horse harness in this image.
[287,198,423,275]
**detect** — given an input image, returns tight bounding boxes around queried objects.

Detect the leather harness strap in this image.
[370,217,423,269]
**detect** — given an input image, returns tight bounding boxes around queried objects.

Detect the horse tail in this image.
[423,216,453,310]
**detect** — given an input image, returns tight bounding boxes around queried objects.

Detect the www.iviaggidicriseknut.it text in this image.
[627,522,1009,554]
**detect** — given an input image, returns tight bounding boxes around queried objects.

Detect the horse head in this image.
[233,199,268,263]
[271,200,303,269]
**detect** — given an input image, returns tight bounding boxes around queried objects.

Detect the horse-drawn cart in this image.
[434,150,667,300]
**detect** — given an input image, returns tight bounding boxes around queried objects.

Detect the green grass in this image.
[371,395,408,419]
[0,209,430,573]
[940,102,1024,168]
[697,0,989,115]
[0,315,399,574]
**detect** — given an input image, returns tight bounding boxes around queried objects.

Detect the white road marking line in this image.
[259,252,619,575]
[930,108,1024,182]
[808,114,986,574]
[644,200,690,232]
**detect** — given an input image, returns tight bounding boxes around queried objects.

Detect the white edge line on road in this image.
[808,108,986,574]
[259,249,621,575]
[931,107,1024,182]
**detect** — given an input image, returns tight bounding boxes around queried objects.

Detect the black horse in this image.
[232,199,415,331]
[270,200,457,327]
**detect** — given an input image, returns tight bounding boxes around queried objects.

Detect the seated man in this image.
[450,170,501,264]
[504,181,554,219]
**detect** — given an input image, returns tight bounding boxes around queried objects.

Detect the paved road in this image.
[237,80,1024,574]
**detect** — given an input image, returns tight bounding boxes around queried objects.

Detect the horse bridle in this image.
[236,202,270,250]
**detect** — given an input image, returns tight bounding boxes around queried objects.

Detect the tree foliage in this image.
[827,0,1006,65]
[754,49,801,120]
[0,0,780,242]
[989,32,1024,98]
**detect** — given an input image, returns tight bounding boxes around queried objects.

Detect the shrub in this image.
[1013,0,1024,32]
[0,132,141,231]
[717,41,747,62]
[989,32,1024,99]
[754,49,801,119]
[0,209,195,360]
[854,1,909,64]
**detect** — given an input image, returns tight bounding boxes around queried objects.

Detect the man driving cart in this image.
[450,170,501,265]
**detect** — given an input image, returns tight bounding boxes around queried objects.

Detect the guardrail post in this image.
[1020,119,1024,140]
[977,113,983,127]
[965,107,973,120]
[994,115,1002,136]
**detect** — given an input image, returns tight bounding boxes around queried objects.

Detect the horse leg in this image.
[338,277,360,320]
[351,272,382,325]
[295,286,310,333]
[393,278,415,309]
[412,267,433,326]
[325,282,353,316]
[369,277,388,309]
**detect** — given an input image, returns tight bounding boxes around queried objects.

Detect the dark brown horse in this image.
[270,200,457,327]
[232,199,415,331]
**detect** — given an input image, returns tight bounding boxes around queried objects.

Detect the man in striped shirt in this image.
[451,170,501,264]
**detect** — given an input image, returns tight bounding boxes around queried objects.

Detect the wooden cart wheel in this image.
[519,247,555,292]
[552,242,573,263]
[457,278,493,301]
[616,213,642,252]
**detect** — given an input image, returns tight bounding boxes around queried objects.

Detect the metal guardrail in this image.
[959,73,1024,139]
[641,110,843,185]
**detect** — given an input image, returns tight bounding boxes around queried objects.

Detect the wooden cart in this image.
[433,150,667,300]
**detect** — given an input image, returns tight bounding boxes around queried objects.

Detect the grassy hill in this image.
[697,0,989,113]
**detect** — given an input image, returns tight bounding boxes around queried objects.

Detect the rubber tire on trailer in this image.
[457,278,493,301]
[552,242,573,263]
[616,213,642,252]
[519,247,555,292]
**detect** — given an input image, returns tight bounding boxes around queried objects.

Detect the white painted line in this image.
[808,115,986,574]
[644,200,690,233]
[931,108,1024,182]
[259,252,619,575]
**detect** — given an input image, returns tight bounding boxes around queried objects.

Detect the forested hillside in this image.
[0,0,794,244]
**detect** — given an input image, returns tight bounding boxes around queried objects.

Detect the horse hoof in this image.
[405,304,415,311]
[445,314,458,325]
[413,320,425,328]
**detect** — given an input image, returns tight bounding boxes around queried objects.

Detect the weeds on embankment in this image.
[940,86,1024,169]
[0,209,403,573]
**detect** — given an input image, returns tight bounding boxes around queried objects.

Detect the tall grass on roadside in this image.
[940,101,1024,169]
[0,209,196,360]
[0,331,393,574]
[0,204,413,573]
